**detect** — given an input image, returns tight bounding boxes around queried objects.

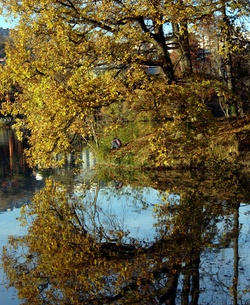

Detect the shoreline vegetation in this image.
[96,116,250,172]
[1,115,249,172]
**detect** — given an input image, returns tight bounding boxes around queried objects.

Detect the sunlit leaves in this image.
[148,78,218,167]
[0,0,249,168]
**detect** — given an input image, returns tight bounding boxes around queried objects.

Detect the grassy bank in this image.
[97,116,250,170]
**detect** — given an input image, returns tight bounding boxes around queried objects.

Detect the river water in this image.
[0,127,250,305]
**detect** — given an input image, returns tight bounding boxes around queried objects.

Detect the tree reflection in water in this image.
[2,167,250,305]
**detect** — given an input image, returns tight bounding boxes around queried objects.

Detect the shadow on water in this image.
[1,128,250,305]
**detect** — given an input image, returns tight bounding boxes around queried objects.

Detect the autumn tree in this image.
[0,0,217,167]
[0,0,249,168]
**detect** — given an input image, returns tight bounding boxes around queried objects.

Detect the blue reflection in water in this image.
[0,209,25,305]
[81,185,180,242]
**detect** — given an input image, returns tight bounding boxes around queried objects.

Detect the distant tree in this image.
[0,27,10,37]
[0,35,8,58]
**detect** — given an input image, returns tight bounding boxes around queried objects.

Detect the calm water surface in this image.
[0,209,24,305]
[0,128,250,305]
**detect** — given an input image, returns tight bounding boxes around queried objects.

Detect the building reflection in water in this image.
[0,127,35,212]
[0,128,26,178]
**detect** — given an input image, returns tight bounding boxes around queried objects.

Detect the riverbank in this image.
[104,116,250,170]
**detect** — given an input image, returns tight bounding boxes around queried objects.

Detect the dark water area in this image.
[0,128,42,212]
[0,128,250,305]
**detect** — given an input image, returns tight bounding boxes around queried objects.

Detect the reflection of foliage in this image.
[2,166,250,304]
[3,179,157,304]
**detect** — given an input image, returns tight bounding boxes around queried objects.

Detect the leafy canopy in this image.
[0,0,249,167]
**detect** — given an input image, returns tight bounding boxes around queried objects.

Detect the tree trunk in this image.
[156,22,176,83]
[219,0,244,116]
[139,17,176,83]
[220,0,234,91]
[172,21,193,76]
